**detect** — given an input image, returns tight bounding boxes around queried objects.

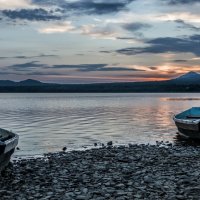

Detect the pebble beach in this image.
[1,143,200,200]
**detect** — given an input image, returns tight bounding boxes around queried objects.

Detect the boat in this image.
[0,128,19,172]
[173,107,200,139]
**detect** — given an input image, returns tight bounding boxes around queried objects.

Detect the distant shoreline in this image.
[1,72,200,92]
[0,85,200,93]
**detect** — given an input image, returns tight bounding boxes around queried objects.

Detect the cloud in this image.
[38,21,119,38]
[25,71,64,76]
[1,8,62,21]
[99,50,112,53]
[80,24,119,39]
[7,61,48,71]
[173,59,188,63]
[114,73,174,79]
[38,21,75,33]
[1,0,133,25]
[52,64,143,72]
[175,19,200,31]
[166,0,200,4]
[4,62,144,74]
[117,37,137,40]
[32,0,135,15]
[0,0,33,9]
[116,35,200,56]
[122,22,151,32]
[53,64,107,69]
[65,0,135,15]
[0,54,58,60]
[141,12,200,24]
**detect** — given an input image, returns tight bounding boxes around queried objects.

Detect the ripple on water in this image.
[0,93,199,156]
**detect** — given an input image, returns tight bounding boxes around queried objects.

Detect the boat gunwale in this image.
[173,115,200,125]
[0,129,18,154]
[3,134,19,154]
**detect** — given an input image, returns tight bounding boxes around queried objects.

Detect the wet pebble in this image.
[1,143,200,199]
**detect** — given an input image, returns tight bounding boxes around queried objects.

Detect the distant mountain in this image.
[170,71,200,84]
[0,80,16,86]
[17,79,45,86]
[0,79,47,87]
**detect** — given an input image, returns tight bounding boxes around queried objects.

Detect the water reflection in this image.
[162,98,200,101]
[174,133,200,147]
[0,93,199,156]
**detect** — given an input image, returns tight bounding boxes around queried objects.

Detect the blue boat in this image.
[173,107,200,139]
[0,129,18,172]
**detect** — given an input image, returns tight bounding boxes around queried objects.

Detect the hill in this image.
[17,79,45,86]
[170,71,200,84]
[0,79,46,86]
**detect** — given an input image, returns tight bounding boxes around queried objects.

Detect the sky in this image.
[1,0,200,83]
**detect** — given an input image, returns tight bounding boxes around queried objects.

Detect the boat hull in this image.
[177,127,200,139]
[0,129,18,172]
[173,107,200,139]
[0,149,15,172]
[174,117,200,139]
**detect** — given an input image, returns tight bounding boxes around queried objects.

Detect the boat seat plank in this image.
[186,115,200,119]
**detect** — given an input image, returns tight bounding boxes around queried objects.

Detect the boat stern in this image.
[0,129,19,172]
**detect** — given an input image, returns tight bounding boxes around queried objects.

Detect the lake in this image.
[0,93,199,156]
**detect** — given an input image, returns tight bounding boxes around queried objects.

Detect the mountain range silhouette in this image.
[0,72,200,92]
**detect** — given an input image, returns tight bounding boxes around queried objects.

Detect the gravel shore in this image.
[1,143,200,200]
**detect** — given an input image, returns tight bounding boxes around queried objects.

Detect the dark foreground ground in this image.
[1,143,200,200]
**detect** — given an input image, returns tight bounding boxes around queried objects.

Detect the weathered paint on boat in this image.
[173,107,200,139]
[0,129,18,172]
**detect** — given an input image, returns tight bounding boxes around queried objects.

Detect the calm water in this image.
[0,93,199,156]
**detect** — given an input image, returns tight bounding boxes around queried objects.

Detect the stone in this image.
[76,195,87,200]
[1,144,200,200]
[62,146,67,151]
[107,141,113,146]
[144,176,153,183]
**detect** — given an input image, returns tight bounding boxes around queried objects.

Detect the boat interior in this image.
[0,129,13,142]
[175,107,200,119]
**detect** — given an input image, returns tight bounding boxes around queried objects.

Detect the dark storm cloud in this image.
[122,22,151,32]
[32,0,135,15]
[175,20,200,31]
[116,35,200,56]
[1,8,61,21]
[166,0,200,4]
